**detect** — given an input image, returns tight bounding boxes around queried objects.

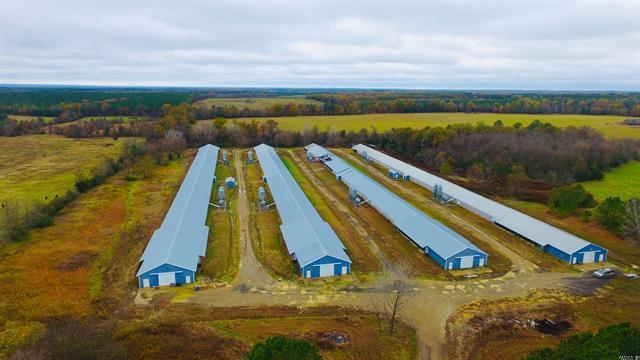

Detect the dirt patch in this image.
[54,251,98,271]
[562,273,611,296]
[445,289,585,360]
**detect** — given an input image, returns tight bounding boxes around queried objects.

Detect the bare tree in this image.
[371,260,415,334]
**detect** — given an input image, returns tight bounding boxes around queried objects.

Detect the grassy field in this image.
[579,161,640,201]
[504,199,640,267]
[280,151,381,274]
[244,157,298,279]
[223,113,639,139]
[0,153,192,356]
[195,97,324,110]
[7,115,56,123]
[201,151,239,282]
[0,135,129,206]
[209,313,416,359]
[79,116,139,123]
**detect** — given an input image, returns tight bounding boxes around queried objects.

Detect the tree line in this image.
[5,103,639,199]
[2,87,639,120]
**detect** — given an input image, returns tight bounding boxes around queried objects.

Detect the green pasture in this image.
[579,161,640,201]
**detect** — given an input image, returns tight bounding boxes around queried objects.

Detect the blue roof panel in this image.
[137,144,219,276]
[305,144,485,260]
[254,144,351,267]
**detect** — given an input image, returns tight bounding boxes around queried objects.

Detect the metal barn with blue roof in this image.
[136,144,219,288]
[254,144,352,278]
[305,144,488,270]
[352,144,608,264]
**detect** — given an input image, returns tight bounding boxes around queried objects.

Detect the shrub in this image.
[245,336,321,360]
[548,185,596,216]
[525,323,640,360]
[595,197,626,234]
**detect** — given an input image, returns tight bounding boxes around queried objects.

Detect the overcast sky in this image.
[1,0,639,90]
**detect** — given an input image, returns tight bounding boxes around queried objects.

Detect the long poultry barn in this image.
[136,144,219,288]
[254,144,352,278]
[352,144,608,264]
[305,144,488,270]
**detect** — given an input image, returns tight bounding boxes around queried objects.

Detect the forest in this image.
[1,86,639,120]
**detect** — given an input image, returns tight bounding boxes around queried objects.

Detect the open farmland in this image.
[0,135,129,206]
[226,112,639,139]
[7,115,56,123]
[0,153,192,356]
[195,97,324,110]
[579,161,640,201]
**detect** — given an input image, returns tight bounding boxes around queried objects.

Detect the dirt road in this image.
[183,269,597,359]
[233,150,276,289]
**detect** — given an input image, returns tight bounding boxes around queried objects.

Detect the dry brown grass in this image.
[121,304,417,360]
[445,289,586,360]
[0,152,193,356]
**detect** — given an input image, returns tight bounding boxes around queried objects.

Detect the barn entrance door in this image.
[582,251,596,263]
[318,264,334,277]
[157,272,175,286]
[459,256,474,268]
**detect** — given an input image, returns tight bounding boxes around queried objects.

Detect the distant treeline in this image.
[2,104,639,203]
[185,118,640,195]
[1,87,639,120]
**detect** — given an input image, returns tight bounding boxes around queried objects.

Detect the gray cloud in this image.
[1,0,638,90]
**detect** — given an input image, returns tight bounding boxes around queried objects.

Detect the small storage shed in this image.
[388,169,401,180]
[226,177,236,189]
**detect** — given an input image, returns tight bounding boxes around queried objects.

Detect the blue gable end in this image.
[138,263,195,288]
[300,255,351,278]
[572,243,608,264]
[446,248,488,269]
